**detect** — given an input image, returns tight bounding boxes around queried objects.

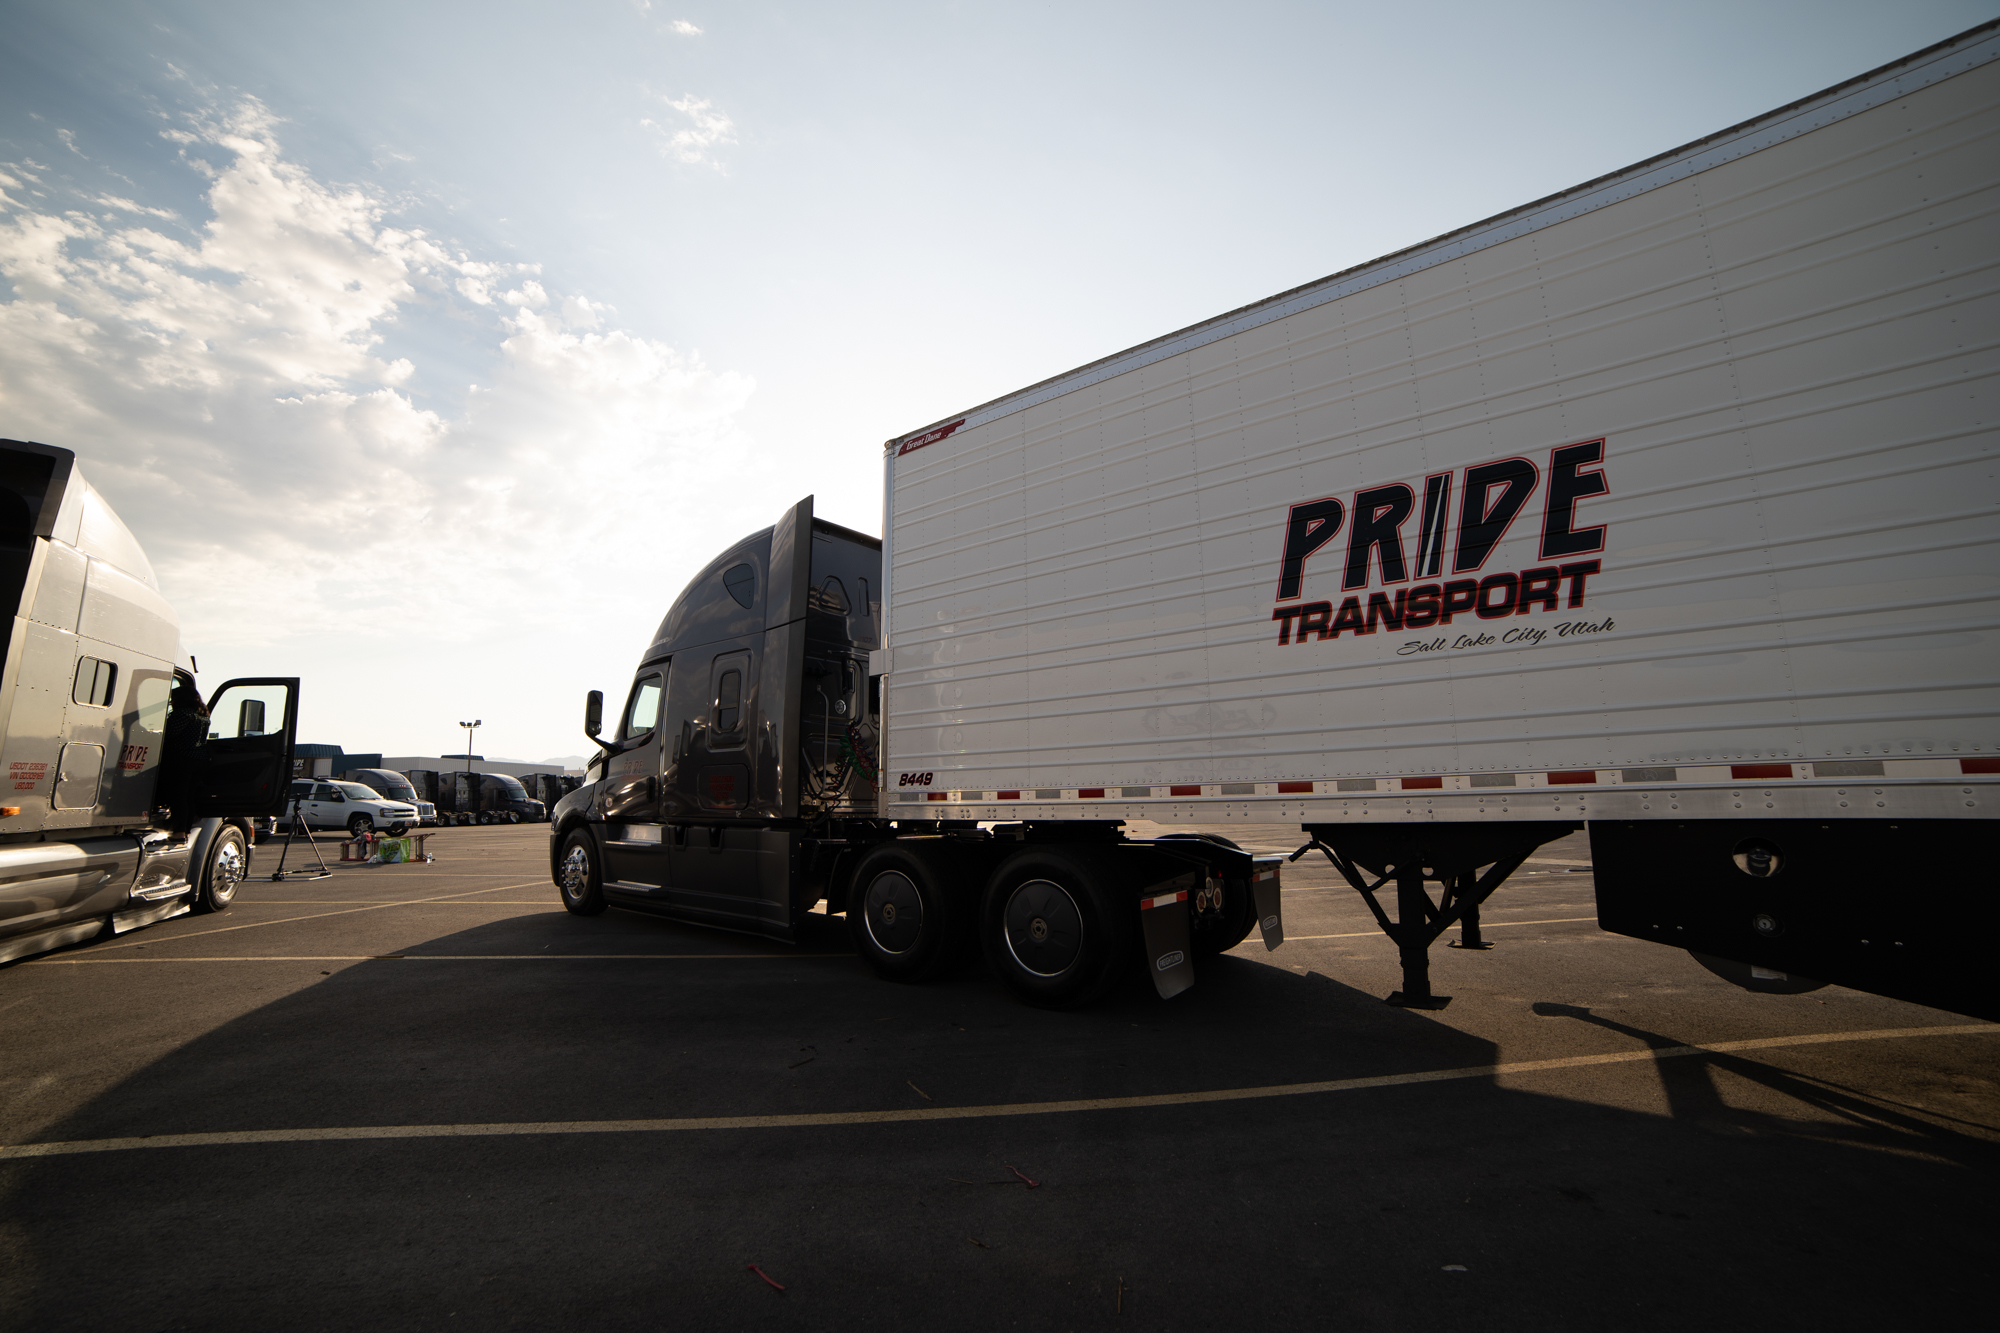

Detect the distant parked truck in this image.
[443,771,545,824]
[550,24,2000,1017]
[0,440,300,965]
[520,773,567,810]
[402,769,444,825]
[342,767,437,827]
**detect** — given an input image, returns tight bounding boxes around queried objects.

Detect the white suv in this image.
[281,780,420,837]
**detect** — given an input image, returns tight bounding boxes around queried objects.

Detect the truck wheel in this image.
[981,850,1130,1008]
[847,844,973,981]
[557,830,607,915]
[348,814,375,837]
[192,825,247,914]
[506,811,521,825]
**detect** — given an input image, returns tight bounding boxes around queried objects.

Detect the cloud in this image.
[640,93,735,168]
[671,19,702,36]
[0,97,760,669]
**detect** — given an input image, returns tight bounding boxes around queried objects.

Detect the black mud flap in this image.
[1139,873,1197,999]
[1252,857,1283,949]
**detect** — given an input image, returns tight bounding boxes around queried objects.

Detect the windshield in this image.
[492,775,528,798]
[335,782,381,801]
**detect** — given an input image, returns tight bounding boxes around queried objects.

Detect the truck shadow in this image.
[3,911,1995,1331]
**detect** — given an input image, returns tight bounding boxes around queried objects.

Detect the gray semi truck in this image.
[0,441,300,966]
[547,498,1283,1008]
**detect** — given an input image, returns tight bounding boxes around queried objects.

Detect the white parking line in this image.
[2,1024,1990,1160]
[78,882,550,952]
[28,953,849,964]
[1276,916,1600,941]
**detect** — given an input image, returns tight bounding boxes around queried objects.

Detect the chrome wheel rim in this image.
[210,837,246,905]
[1003,879,1083,977]
[862,871,923,954]
[560,845,592,900]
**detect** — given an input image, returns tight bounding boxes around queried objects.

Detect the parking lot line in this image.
[80,882,551,951]
[26,953,850,964]
[3,1023,1990,1161]
[1279,916,1600,941]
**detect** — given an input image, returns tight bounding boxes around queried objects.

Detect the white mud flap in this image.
[1252,859,1284,950]
[1139,874,1197,999]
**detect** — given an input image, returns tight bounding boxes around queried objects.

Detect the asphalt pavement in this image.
[1,823,1994,1331]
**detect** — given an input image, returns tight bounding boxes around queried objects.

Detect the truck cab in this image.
[0,440,299,966]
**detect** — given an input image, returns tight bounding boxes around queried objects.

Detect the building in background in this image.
[292,745,581,780]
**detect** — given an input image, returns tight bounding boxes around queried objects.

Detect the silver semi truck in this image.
[551,24,1999,1015]
[0,441,300,966]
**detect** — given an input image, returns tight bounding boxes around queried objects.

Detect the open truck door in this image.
[188,678,299,818]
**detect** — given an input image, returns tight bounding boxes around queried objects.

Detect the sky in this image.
[1,0,1992,765]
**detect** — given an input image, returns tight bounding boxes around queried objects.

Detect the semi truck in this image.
[0,441,300,966]
[550,23,1999,1015]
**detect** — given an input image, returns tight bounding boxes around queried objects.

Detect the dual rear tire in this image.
[847,842,1133,1008]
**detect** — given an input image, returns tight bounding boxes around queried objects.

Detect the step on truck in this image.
[0,441,301,965]
[552,23,1999,1015]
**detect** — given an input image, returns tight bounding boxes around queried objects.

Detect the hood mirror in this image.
[584,690,603,739]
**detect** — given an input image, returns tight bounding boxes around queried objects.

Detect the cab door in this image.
[187,678,299,818]
[601,667,667,887]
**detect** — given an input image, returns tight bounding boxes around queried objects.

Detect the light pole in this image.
[459,719,481,773]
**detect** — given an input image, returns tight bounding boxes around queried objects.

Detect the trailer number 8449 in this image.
[897,772,935,787]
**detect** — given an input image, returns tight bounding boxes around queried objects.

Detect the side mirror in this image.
[584,690,604,739]
[238,698,267,736]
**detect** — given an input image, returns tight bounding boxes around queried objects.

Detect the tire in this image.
[981,849,1132,1008]
[348,813,375,838]
[846,843,974,982]
[556,829,607,915]
[506,811,521,825]
[192,825,248,914]
[388,822,409,836]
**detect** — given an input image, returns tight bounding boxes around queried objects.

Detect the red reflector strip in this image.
[1402,776,1443,790]
[1253,868,1278,881]
[1277,781,1313,794]
[1961,757,2000,774]
[1142,889,1189,910]
[1731,764,1792,779]
[926,792,947,801]
[1547,770,1596,785]
[1078,787,1105,798]
[1169,785,1200,796]
[997,790,1020,800]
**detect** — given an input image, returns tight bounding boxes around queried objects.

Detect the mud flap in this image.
[1139,875,1197,999]
[1252,858,1284,950]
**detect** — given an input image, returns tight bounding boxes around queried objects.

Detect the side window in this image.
[708,652,751,748]
[132,674,171,733]
[622,672,663,740]
[72,656,117,707]
[313,783,339,801]
[715,670,742,732]
[722,563,756,609]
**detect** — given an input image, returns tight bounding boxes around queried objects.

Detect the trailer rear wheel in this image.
[982,850,1130,1008]
[847,844,972,982]
[557,830,606,916]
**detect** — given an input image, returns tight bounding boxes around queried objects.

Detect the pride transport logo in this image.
[1271,439,1609,645]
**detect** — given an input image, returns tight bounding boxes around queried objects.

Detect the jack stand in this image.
[269,798,333,881]
[1386,863,1452,1009]
[1448,893,1494,950]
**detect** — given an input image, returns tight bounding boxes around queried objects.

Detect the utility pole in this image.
[459,719,481,773]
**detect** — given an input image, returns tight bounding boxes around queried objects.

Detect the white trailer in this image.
[872,22,2000,1015]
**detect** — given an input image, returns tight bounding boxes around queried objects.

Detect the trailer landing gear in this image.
[1296,823,1576,1010]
